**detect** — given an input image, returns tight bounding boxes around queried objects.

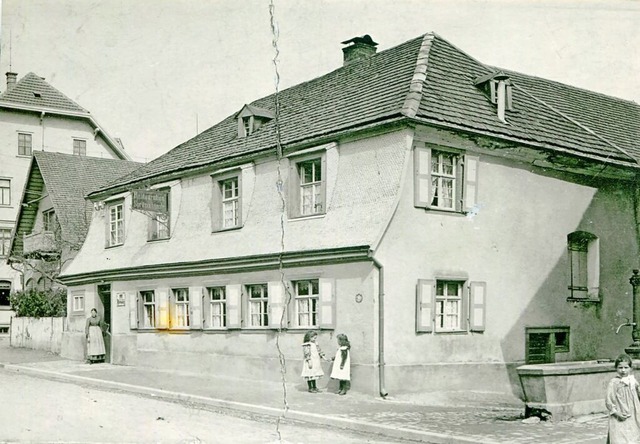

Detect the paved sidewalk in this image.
[0,338,607,444]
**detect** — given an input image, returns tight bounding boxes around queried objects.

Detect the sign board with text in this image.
[132,189,169,213]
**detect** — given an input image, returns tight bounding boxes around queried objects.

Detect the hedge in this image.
[9,288,67,317]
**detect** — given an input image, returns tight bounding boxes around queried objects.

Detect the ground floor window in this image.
[207,286,226,328]
[246,284,268,327]
[172,288,190,328]
[525,327,570,364]
[0,280,10,306]
[141,290,156,328]
[294,279,319,327]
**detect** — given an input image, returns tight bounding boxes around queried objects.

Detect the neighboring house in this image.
[0,72,131,331]
[59,33,640,397]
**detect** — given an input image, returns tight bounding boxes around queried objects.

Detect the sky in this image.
[1,0,638,163]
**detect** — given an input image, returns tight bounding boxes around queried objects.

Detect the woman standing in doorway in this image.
[85,308,106,364]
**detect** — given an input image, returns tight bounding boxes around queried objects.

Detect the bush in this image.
[9,288,67,317]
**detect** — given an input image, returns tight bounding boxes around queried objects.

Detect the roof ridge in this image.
[0,72,89,114]
[401,33,435,118]
[512,83,637,164]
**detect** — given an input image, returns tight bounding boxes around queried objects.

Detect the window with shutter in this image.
[567,231,599,301]
[414,144,480,214]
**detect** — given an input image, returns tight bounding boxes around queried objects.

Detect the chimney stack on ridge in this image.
[5,72,17,92]
[341,35,378,66]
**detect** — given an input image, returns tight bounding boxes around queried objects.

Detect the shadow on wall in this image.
[500,180,639,400]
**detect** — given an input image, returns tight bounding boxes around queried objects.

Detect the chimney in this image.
[5,72,17,92]
[341,35,378,66]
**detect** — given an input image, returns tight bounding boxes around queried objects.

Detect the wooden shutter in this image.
[416,279,435,333]
[318,278,336,329]
[226,284,242,329]
[319,155,327,214]
[157,288,169,329]
[414,146,432,208]
[129,292,138,330]
[288,159,301,218]
[268,281,287,329]
[469,281,487,332]
[189,286,202,329]
[211,178,222,231]
[463,155,479,212]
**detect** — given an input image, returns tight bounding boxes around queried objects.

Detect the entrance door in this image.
[97,284,112,363]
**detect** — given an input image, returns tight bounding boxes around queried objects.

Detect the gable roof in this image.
[92,32,640,198]
[0,72,131,160]
[9,152,143,258]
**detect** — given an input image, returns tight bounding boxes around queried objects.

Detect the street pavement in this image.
[0,336,607,444]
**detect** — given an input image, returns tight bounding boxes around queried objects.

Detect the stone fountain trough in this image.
[517,360,618,421]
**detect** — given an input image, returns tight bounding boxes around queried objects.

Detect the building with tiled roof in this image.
[60,32,640,404]
[0,72,134,331]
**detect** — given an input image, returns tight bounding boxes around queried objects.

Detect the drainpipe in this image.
[370,251,388,398]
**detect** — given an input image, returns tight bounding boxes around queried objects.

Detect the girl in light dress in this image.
[301,331,328,393]
[330,333,351,395]
[606,353,640,443]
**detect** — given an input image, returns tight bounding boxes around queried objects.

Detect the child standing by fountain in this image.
[606,353,640,443]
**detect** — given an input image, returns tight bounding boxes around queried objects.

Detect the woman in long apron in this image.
[85,308,106,364]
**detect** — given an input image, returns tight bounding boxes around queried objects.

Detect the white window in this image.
[212,173,242,231]
[149,189,170,241]
[18,133,32,156]
[172,288,190,328]
[414,144,479,213]
[207,286,226,328]
[431,151,457,210]
[72,292,84,312]
[0,229,10,256]
[435,280,463,331]
[108,202,124,246]
[221,177,239,228]
[0,179,11,206]
[568,231,600,300]
[246,284,269,327]
[289,153,326,218]
[295,280,319,327]
[73,139,87,156]
[43,209,59,234]
[416,279,486,334]
[141,290,156,328]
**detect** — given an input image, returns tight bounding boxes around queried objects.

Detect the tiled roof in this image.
[95,32,640,196]
[0,72,88,114]
[11,152,143,255]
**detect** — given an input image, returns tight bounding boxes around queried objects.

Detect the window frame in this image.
[293,279,320,328]
[73,138,87,156]
[245,283,269,329]
[0,179,11,206]
[434,280,464,332]
[567,231,600,301]
[211,171,243,232]
[72,291,85,313]
[289,151,327,219]
[205,286,227,330]
[18,132,32,156]
[139,290,157,329]
[148,188,171,241]
[0,228,11,257]
[170,288,191,329]
[414,143,479,214]
[107,201,125,247]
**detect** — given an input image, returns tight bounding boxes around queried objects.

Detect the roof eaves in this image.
[409,115,640,171]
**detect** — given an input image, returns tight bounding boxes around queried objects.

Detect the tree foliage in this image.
[9,288,67,317]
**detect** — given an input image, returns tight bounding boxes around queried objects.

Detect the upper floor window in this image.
[246,284,269,328]
[18,133,32,156]
[148,189,170,241]
[0,229,11,257]
[289,153,326,218]
[43,209,59,233]
[0,179,10,206]
[212,173,242,231]
[236,104,274,138]
[414,144,479,213]
[567,231,600,300]
[73,139,87,156]
[416,279,486,334]
[108,202,124,247]
[294,280,319,328]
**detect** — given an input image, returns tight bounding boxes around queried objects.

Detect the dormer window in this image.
[236,104,275,138]
[474,72,513,123]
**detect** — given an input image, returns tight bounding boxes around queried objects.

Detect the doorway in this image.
[97,284,112,363]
